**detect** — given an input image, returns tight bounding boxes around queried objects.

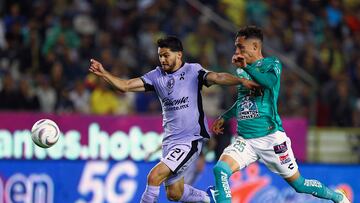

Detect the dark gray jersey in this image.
[141,63,211,145]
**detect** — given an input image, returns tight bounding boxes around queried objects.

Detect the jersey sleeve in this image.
[140,69,157,92]
[195,63,212,87]
[244,58,281,89]
[262,57,282,79]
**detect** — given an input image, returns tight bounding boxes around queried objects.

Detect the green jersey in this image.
[221,57,284,139]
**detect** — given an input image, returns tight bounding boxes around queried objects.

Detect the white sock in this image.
[140,185,160,203]
[179,184,210,203]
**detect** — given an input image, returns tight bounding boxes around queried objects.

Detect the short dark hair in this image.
[157,36,183,52]
[236,26,263,42]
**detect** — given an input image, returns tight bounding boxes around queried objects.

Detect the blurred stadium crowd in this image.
[0,0,359,127]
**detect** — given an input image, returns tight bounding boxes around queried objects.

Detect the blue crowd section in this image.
[0,160,358,203]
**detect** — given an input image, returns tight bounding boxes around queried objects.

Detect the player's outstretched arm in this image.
[205,72,260,89]
[89,59,145,92]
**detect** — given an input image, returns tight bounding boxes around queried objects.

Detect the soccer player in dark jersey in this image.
[89,36,259,203]
[209,26,350,203]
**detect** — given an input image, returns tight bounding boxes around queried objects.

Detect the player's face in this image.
[234,36,259,64]
[158,48,181,72]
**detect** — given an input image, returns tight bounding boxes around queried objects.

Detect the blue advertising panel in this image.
[0,113,356,202]
[0,161,358,203]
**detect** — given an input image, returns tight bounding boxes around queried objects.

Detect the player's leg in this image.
[184,152,206,185]
[257,131,349,203]
[163,140,210,202]
[140,161,172,203]
[165,177,210,202]
[212,155,238,203]
[286,171,350,203]
[213,136,258,203]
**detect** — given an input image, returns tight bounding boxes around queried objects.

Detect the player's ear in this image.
[253,40,262,51]
[253,42,258,51]
[177,51,182,59]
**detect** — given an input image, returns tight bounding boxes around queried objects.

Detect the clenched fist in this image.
[232,54,247,68]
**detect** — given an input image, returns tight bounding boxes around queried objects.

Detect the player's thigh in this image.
[257,131,298,178]
[221,136,258,171]
[147,161,172,184]
[161,140,203,186]
[183,158,198,185]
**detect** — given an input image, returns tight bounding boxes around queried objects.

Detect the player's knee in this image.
[166,188,182,201]
[213,161,231,176]
[146,171,161,185]
[213,164,221,175]
[213,162,224,174]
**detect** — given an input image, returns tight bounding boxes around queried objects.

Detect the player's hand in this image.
[242,79,261,90]
[89,59,108,77]
[232,54,246,68]
[212,118,225,135]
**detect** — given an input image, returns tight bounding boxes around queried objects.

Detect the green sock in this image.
[213,161,232,203]
[289,175,343,203]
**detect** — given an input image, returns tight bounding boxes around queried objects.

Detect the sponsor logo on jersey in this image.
[162,96,189,111]
[221,171,232,198]
[288,163,294,170]
[304,179,322,188]
[239,96,260,120]
[279,153,291,164]
[273,141,288,154]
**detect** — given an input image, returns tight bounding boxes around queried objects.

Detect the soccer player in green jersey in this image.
[208,26,350,203]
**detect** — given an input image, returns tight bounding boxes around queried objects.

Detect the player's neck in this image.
[252,54,264,63]
[256,53,264,60]
[167,61,184,73]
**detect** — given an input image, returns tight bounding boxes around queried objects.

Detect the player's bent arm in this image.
[103,72,145,92]
[206,72,246,86]
[243,67,277,89]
